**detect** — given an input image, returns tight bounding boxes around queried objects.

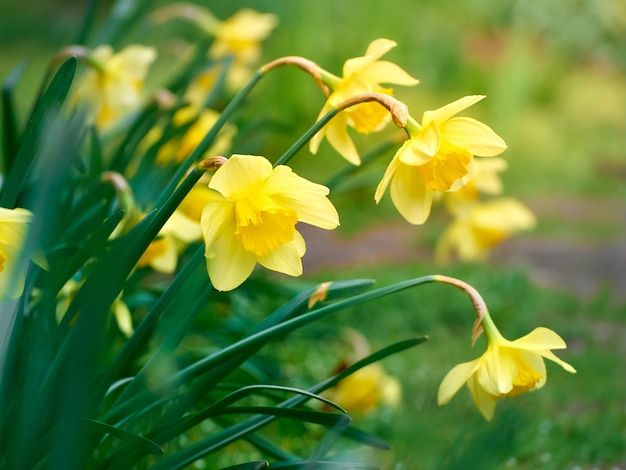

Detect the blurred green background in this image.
[1,0,625,468]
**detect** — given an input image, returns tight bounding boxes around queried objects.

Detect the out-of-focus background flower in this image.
[2,0,625,467]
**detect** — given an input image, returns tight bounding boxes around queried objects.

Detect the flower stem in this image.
[273,106,341,167]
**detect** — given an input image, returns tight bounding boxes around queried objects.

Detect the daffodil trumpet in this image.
[433,274,576,421]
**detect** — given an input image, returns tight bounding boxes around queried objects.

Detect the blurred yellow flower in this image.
[210,9,278,90]
[141,106,235,166]
[0,208,46,301]
[310,38,419,165]
[438,318,576,421]
[325,363,401,415]
[137,185,211,273]
[72,44,156,129]
[446,156,508,205]
[435,198,536,264]
[200,154,339,291]
[375,95,507,225]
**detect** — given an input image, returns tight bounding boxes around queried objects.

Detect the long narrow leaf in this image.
[86,419,163,456]
[1,60,27,173]
[0,57,76,208]
[137,338,426,470]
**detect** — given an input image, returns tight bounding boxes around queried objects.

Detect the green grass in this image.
[290,261,625,469]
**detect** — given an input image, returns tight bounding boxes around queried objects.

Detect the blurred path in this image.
[301,196,626,302]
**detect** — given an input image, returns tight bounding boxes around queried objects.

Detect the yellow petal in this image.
[209,154,273,199]
[374,154,399,203]
[206,229,256,291]
[477,346,516,395]
[390,162,434,225]
[398,123,439,166]
[162,211,202,242]
[264,166,339,230]
[466,374,497,421]
[359,60,419,86]
[509,327,568,350]
[343,38,397,77]
[437,359,481,405]
[0,246,25,301]
[423,95,485,126]
[309,104,332,155]
[325,114,361,165]
[442,117,507,157]
[200,195,233,258]
[538,349,577,374]
[113,298,134,337]
[149,237,178,274]
[256,230,305,276]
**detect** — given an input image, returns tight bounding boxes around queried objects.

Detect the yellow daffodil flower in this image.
[209,9,278,90]
[137,185,212,273]
[438,312,576,421]
[200,154,339,291]
[153,107,235,165]
[310,38,419,165]
[446,156,508,205]
[325,363,401,415]
[375,95,507,225]
[72,44,156,129]
[435,197,536,264]
[0,207,46,301]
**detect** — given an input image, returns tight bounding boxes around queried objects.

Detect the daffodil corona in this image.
[437,311,576,421]
[375,95,507,225]
[310,38,419,165]
[200,155,339,291]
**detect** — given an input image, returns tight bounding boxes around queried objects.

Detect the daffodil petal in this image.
[478,346,516,395]
[343,38,397,77]
[0,249,25,301]
[256,230,305,276]
[442,117,507,157]
[466,374,497,421]
[359,60,419,86]
[390,162,434,225]
[113,299,134,337]
[423,95,485,126]
[265,166,339,229]
[398,123,439,165]
[510,327,568,350]
[325,114,361,165]
[309,104,332,155]
[150,237,178,274]
[201,195,233,258]
[437,359,481,405]
[207,230,256,291]
[538,349,577,373]
[162,211,202,242]
[374,152,400,203]
[209,154,272,199]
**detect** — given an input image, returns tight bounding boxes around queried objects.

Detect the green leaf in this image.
[0,57,76,208]
[86,418,163,456]
[217,407,350,428]
[270,462,378,469]
[88,126,103,179]
[140,337,427,470]
[220,461,269,470]
[2,60,27,174]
